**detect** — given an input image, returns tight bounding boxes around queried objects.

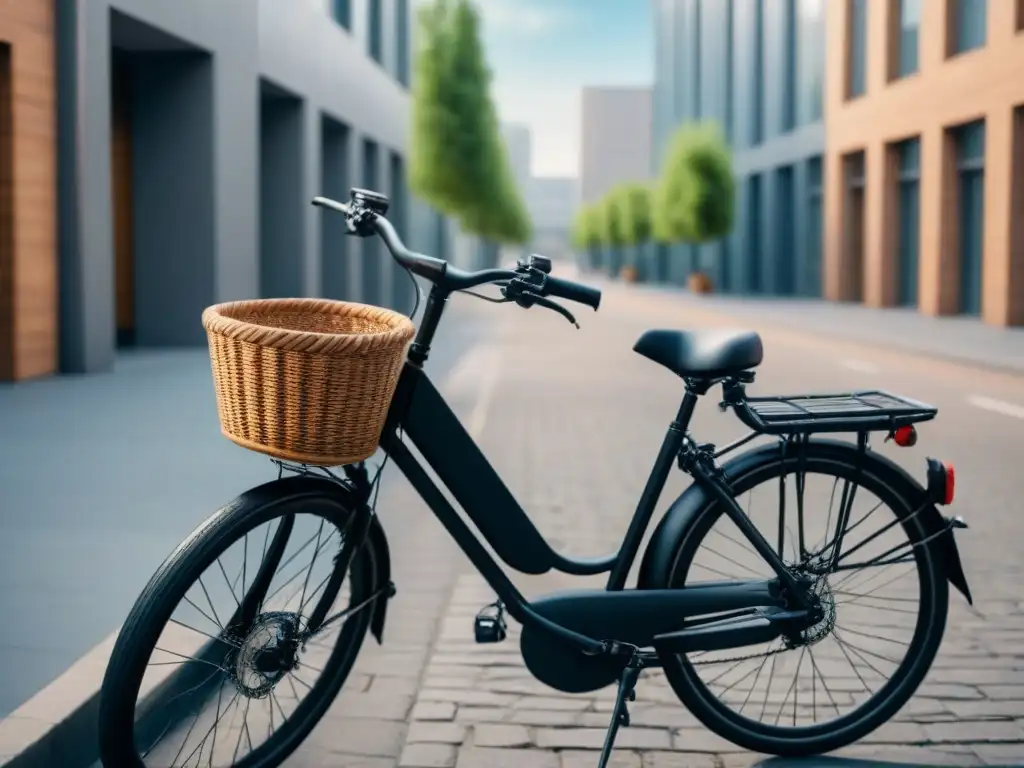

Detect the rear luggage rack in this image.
[730,390,938,435]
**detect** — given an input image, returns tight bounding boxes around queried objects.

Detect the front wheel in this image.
[657,442,948,757]
[98,477,380,768]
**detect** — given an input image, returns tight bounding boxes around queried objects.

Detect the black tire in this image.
[99,479,379,768]
[658,444,948,757]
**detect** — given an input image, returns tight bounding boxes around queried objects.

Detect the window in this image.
[782,0,797,132]
[746,175,763,292]
[396,0,410,86]
[774,165,796,294]
[797,0,824,124]
[368,0,383,64]
[752,0,765,145]
[691,0,702,120]
[954,121,985,315]
[895,138,921,306]
[951,0,987,54]
[724,0,735,142]
[805,157,824,296]
[896,0,921,77]
[331,0,351,30]
[361,139,381,304]
[847,0,868,99]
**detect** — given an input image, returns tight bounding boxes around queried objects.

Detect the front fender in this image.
[252,476,394,643]
[637,440,972,605]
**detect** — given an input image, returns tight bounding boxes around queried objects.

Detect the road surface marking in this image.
[967,395,1024,420]
[838,359,880,374]
[443,344,502,439]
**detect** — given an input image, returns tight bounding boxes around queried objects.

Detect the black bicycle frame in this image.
[375,285,806,653]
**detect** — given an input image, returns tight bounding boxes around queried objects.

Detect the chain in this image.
[689,645,789,667]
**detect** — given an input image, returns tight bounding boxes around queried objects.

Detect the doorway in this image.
[111,51,135,347]
[843,151,866,302]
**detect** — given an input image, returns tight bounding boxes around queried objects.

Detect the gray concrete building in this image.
[56,0,445,375]
[501,122,533,197]
[528,177,578,260]
[579,87,653,204]
[651,0,825,296]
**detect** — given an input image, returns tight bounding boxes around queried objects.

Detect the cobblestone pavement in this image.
[388,282,1024,768]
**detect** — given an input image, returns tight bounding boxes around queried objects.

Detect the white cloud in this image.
[474,0,571,35]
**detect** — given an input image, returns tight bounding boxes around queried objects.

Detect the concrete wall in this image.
[57,0,425,374]
[651,0,826,297]
[579,87,653,204]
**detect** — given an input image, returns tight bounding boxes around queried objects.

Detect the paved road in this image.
[11,275,1023,767]
[0,292,497,720]
[386,281,1024,768]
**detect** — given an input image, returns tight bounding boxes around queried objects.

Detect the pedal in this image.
[473,601,507,644]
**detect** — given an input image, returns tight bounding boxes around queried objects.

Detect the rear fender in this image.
[637,440,972,605]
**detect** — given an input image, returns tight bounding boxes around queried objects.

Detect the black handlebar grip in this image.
[544,275,602,311]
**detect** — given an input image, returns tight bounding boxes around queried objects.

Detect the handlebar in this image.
[543,274,602,311]
[311,193,602,317]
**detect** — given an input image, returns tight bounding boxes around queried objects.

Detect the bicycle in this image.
[98,187,973,768]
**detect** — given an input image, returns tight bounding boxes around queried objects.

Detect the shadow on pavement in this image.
[756,757,1015,768]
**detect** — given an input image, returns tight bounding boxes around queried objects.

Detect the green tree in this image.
[415,0,531,245]
[597,188,629,277]
[408,0,458,211]
[618,183,653,246]
[652,123,735,245]
[571,204,603,269]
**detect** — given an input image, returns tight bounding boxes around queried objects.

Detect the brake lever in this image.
[521,291,579,329]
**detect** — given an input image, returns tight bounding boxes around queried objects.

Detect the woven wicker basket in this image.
[202,298,416,466]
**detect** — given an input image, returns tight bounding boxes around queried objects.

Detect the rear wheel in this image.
[658,442,948,756]
[98,478,380,768]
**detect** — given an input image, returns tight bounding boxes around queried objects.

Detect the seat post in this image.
[674,388,700,433]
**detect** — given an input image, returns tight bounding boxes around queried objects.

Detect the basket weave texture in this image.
[202,298,415,466]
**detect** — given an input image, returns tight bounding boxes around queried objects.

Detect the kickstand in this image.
[596,652,643,768]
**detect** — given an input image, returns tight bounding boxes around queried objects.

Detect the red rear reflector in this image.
[893,425,918,447]
[943,462,956,505]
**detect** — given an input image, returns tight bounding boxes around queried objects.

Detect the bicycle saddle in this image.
[633,328,764,379]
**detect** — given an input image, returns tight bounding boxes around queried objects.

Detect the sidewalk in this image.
[587,274,1024,375]
[0,295,496,725]
[393,292,1023,768]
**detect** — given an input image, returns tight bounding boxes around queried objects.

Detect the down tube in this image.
[386,364,557,575]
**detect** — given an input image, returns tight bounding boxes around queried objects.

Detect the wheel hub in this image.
[786,572,836,649]
[232,611,302,698]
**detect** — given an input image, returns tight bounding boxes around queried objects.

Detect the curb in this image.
[0,632,116,768]
[0,627,218,768]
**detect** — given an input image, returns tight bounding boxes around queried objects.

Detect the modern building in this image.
[827,0,1023,326]
[528,176,579,260]
[651,0,826,295]
[579,87,654,205]
[0,0,448,382]
[501,122,533,196]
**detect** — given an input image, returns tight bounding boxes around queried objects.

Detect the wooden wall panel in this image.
[0,0,58,380]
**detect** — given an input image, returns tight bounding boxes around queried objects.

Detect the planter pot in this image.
[688,272,713,294]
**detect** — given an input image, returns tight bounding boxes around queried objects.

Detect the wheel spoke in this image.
[671,462,937,745]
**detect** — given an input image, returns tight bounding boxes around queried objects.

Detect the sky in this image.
[468,0,654,179]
